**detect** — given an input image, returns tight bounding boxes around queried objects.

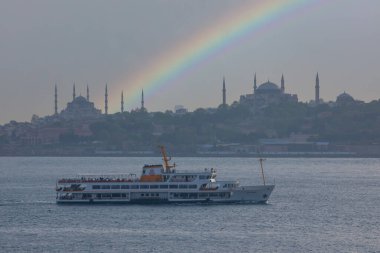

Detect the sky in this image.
[1,0,380,124]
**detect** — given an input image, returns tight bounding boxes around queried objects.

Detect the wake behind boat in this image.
[56,146,274,204]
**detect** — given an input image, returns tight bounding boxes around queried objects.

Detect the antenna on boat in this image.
[259,157,266,186]
[257,148,266,186]
[159,145,176,173]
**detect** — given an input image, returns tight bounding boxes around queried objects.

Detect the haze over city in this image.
[1,0,379,124]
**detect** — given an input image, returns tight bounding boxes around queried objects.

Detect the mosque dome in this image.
[73,96,88,103]
[256,81,281,94]
[336,92,355,105]
[60,95,101,120]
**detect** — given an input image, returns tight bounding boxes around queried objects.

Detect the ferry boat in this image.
[56,146,275,204]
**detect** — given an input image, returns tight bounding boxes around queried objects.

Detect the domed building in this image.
[240,74,298,107]
[58,85,102,120]
[60,96,102,120]
[335,92,356,106]
[255,81,282,95]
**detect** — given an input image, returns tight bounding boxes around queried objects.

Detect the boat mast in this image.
[159,145,175,172]
[259,158,266,186]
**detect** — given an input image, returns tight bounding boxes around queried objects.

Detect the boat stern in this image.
[231,184,275,203]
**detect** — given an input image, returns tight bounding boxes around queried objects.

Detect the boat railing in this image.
[58,178,139,184]
[216,180,239,184]
[163,169,214,175]
[169,178,197,183]
[199,185,219,191]
[58,174,139,184]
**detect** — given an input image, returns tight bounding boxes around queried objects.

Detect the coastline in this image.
[1,152,379,158]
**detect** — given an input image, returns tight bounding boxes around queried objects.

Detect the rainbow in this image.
[112,0,317,110]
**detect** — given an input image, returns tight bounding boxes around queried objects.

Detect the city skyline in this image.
[48,73,320,117]
[1,0,380,124]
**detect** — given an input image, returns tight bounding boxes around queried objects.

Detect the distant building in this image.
[53,84,102,120]
[174,105,188,115]
[22,127,69,145]
[60,96,101,120]
[335,92,362,106]
[240,74,298,107]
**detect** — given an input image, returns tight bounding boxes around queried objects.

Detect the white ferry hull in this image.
[56,185,274,204]
[228,185,274,203]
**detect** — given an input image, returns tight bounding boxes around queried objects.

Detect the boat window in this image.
[101,185,110,189]
[189,185,197,189]
[219,193,230,198]
[111,185,120,189]
[121,185,129,189]
[140,185,149,189]
[159,185,168,189]
[121,193,127,198]
[131,185,139,189]
[150,185,159,189]
[92,185,100,190]
[112,193,121,198]
[82,194,92,199]
[179,193,188,198]
[169,184,178,189]
[199,193,208,198]
[179,185,188,189]
[199,175,206,179]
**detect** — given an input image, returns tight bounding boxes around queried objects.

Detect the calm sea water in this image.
[0,157,379,253]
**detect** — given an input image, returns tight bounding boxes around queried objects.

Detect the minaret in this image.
[315,73,320,104]
[86,85,90,101]
[222,76,226,106]
[105,83,108,115]
[54,83,58,115]
[121,91,124,113]
[253,73,257,94]
[141,89,145,111]
[72,82,76,101]
[281,74,285,93]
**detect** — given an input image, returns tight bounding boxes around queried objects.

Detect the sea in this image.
[0,157,379,253]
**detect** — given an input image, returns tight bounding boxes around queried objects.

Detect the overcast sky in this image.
[1,0,380,124]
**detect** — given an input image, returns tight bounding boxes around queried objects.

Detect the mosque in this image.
[335,91,362,106]
[221,73,327,108]
[53,84,146,120]
[55,84,102,120]
[238,74,299,107]
[221,73,362,108]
